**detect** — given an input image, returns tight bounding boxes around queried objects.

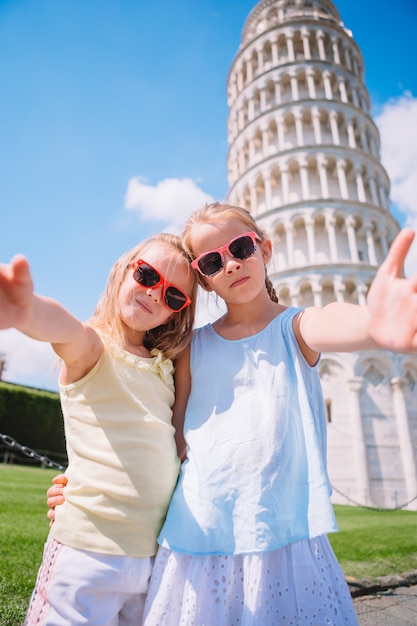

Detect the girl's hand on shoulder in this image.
[367,228,417,352]
[46,473,68,527]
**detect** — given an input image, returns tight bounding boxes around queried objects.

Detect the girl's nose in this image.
[146,285,163,302]
[223,253,242,274]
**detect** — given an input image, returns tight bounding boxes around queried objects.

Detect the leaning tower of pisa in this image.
[226,0,417,510]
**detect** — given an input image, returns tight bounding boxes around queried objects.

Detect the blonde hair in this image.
[182,202,278,303]
[89,233,197,360]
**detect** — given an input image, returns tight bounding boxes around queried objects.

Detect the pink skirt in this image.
[143,535,359,626]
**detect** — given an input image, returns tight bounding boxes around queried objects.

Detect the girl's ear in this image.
[260,238,273,264]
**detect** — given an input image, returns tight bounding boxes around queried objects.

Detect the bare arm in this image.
[0,255,102,379]
[299,228,417,354]
[172,346,191,462]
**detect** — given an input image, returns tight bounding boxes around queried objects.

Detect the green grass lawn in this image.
[330,503,417,581]
[1,466,417,625]
[0,465,55,626]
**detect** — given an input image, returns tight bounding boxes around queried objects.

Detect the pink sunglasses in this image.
[191,231,260,277]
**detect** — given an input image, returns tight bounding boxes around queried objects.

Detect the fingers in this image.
[0,254,32,304]
[47,508,55,527]
[47,474,67,509]
[6,255,31,283]
[52,473,68,487]
[47,493,65,508]
[383,228,415,277]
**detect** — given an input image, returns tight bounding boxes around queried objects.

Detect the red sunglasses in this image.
[132,259,192,312]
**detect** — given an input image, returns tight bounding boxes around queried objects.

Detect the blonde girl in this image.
[143,203,417,626]
[0,233,197,626]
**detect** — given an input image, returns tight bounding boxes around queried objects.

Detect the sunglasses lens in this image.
[165,287,188,311]
[196,235,256,277]
[197,252,223,277]
[229,235,255,260]
[133,264,160,287]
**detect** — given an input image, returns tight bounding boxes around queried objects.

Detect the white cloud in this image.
[125,177,214,231]
[375,92,417,275]
[0,329,59,391]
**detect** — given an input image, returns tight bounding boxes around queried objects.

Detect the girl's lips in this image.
[135,298,153,314]
[230,276,249,288]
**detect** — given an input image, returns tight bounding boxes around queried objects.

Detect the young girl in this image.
[141,203,417,626]
[0,232,197,626]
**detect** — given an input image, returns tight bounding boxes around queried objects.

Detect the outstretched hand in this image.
[0,255,34,330]
[367,228,417,352]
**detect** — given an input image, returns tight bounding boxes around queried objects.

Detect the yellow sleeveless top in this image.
[51,341,179,557]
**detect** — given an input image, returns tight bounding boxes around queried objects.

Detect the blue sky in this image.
[1,0,417,391]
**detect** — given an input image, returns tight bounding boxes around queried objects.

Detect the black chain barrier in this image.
[332,485,417,511]
[0,432,66,471]
[1,433,415,510]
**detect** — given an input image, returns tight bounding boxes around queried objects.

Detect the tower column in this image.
[317,155,329,198]
[290,72,299,101]
[284,220,295,266]
[336,159,349,199]
[248,137,256,163]
[277,116,285,150]
[237,68,244,93]
[357,283,368,306]
[331,36,341,64]
[264,175,273,208]
[364,221,377,265]
[271,41,279,65]
[248,97,255,121]
[246,58,253,83]
[305,217,316,264]
[334,278,345,303]
[312,285,322,307]
[329,110,340,145]
[299,159,310,199]
[326,214,338,262]
[286,33,295,62]
[347,120,357,148]
[275,80,282,105]
[306,69,316,99]
[281,165,290,204]
[346,215,359,262]
[391,378,417,510]
[338,78,348,103]
[312,107,322,143]
[301,28,311,60]
[256,47,264,73]
[316,30,326,61]
[323,71,333,99]
[354,166,366,203]
[343,44,352,71]
[368,173,379,205]
[348,378,371,506]
[261,125,269,154]
[250,180,257,210]
[294,111,304,146]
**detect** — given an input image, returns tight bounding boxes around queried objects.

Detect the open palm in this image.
[367,228,417,352]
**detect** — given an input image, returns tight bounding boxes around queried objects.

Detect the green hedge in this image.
[0,382,67,468]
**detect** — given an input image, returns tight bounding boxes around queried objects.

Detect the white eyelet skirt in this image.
[143,534,359,626]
